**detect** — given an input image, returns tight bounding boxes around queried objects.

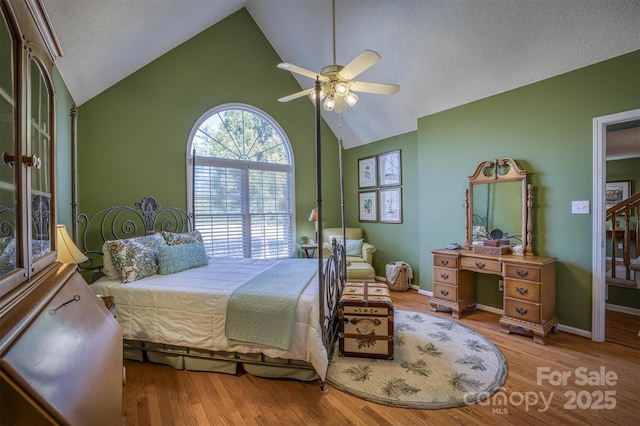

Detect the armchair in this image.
[322,227,376,280]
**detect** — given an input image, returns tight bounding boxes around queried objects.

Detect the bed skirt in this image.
[123,340,319,382]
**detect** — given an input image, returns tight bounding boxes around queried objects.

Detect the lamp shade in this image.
[308,208,325,222]
[56,224,88,264]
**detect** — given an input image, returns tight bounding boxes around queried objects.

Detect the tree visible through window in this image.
[188,105,294,259]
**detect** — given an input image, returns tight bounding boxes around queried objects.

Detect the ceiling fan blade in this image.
[278,87,316,103]
[277,63,328,81]
[338,50,381,80]
[350,80,400,95]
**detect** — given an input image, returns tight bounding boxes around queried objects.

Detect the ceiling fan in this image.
[277,0,399,113]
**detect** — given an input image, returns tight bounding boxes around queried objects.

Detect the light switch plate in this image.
[571,200,590,214]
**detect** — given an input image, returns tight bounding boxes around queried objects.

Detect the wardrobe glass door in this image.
[0,9,18,283]
[28,58,52,262]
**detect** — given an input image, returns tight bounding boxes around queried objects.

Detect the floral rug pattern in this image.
[326,309,507,409]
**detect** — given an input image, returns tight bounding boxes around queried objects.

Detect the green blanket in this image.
[225,259,318,350]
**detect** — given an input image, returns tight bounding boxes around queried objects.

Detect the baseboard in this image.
[556,324,591,339]
[606,303,640,316]
[415,288,592,338]
[475,303,503,315]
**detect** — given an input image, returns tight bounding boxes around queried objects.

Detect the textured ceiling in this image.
[43,0,640,148]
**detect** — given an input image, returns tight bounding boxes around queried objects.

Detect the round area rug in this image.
[326,309,507,409]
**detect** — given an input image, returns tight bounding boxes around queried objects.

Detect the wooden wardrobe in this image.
[0,1,122,424]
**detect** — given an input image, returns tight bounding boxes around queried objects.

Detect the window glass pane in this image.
[193,108,289,165]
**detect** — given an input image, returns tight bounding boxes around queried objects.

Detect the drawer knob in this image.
[440,273,449,280]
[475,261,485,269]
[516,269,529,278]
[440,289,449,296]
[516,287,528,295]
[440,259,449,266]
[515,306,528,315]
[350,318,382,326]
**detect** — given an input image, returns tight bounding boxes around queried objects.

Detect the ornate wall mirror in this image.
[464,158,533,254]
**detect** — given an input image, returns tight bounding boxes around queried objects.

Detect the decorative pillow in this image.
[161,230,203,245]
[157,243,208,275]
[345,239,364,257]
[101,242,120,280]
[106,233,166,283]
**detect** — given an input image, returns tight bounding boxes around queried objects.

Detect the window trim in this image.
[186,103,297,257]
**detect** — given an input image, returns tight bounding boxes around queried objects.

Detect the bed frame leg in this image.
[319,381,328,393]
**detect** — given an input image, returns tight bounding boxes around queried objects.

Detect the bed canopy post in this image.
[315,78,324,292]
[339,138,346,276]
[70,105,79,242]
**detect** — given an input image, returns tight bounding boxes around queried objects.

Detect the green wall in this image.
[415,51,640,331]
[343,131,419,283]
[605,157,640,309]
[76,8,340,240]
[54,67,74,228]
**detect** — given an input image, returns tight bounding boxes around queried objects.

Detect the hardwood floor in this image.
[606,309,640,350]
[123,290,639,425]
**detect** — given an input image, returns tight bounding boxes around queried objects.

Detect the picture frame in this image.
[605,180,631,210]
[377,149,402,187]
[379,187,402,223]
[358,191,378,222]
[358,156,377,188]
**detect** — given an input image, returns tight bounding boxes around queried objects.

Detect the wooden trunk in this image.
[338,281,394,359]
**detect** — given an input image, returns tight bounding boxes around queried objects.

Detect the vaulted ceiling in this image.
[43,0,640,148]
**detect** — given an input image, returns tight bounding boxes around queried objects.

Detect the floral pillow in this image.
[106,233,166,283]
[161,230,203,245]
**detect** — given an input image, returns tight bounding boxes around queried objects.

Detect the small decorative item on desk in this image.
[472,240,512,255]
[512,245,524,255]
[446,242,461,250]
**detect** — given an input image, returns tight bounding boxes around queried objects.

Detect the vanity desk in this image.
[430,248,557,344]
[431,158,558,345]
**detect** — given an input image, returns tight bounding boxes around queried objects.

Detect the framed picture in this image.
[379,187,402,223]
[358,156,377,188]
[377,149,402,187]
[605,180,631,210]
[358,191,378,222]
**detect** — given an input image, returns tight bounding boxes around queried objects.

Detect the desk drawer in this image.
[504,264,541,282]
[504,298,540,323]
[433,254,456,269]
[433,267,457,285]
[433,282,457,302]
[461,257,502,274]
[505,279,540,303]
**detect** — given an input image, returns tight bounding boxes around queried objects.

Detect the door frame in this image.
[592,108,640,342]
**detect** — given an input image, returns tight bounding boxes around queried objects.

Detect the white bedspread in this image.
[90,257,329,380]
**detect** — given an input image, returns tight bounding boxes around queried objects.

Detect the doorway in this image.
[592,108,640,343]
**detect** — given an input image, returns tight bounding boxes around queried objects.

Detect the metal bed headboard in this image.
[75,196,193,273]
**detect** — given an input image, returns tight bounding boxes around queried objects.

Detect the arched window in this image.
[187,104,294,259]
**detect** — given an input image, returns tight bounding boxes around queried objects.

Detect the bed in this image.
[76,195,346,388]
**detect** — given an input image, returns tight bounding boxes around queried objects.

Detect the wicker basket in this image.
[385,262,411,291]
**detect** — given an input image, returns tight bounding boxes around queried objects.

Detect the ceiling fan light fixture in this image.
[334,81,349,96]
[309,89,327,105]
[344,92,358,107]
[323,95,335,111]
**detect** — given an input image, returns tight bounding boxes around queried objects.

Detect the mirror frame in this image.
[464,158,533,254]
